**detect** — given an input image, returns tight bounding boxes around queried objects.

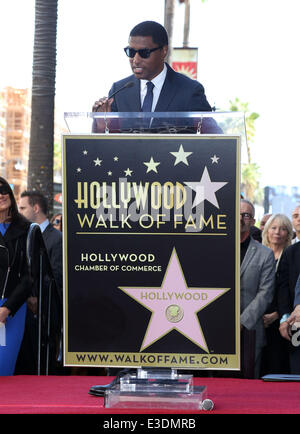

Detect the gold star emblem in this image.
[170,144,193,166]
[143,157,160,173]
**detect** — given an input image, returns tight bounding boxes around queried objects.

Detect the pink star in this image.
[119,248,229,352]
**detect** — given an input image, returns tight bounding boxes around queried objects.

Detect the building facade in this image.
[0,87,30,200]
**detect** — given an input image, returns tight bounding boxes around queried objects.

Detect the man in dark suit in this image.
[15,191,62,374]
[92,21,215,132]
[277,242,300,373]
[18,191,62,291]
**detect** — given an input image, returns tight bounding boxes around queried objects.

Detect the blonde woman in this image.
[261,213,293,375]
[262,214,293,263]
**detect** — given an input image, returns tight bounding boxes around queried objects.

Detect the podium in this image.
[64,110,246,140]
[62,111,244,409]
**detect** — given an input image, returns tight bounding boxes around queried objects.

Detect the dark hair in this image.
[240,198,255,218]
[20,190,48,215]
[130,21,168,46]
[51,212,62,231]
[0,176,20,223]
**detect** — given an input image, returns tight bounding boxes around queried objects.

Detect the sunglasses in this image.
[124,46,162,59]
[240,212,253,220]
[54,218,61,225]
[0,185,10,195]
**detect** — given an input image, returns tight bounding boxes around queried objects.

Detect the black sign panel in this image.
[63,134,240,370]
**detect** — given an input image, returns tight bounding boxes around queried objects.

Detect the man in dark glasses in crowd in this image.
[92,20,212,115]
[239,199,275,378]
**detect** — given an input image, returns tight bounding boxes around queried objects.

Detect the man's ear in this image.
[162,45,168,59]
[33,204,40,214]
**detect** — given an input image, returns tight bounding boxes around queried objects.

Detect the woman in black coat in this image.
[0,177,32,375]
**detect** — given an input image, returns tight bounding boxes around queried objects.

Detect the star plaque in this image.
[119,248,229,352]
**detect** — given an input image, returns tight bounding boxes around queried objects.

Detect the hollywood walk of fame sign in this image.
[63,134,240,371]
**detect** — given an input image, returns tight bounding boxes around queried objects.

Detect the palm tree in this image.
[27,0,58,212]
[165,0,208,63]
[183,0,190,47]
[229,98,261,202]
[164,0,175,64]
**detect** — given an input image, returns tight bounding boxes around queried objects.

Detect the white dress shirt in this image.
[140,64,167,111]
[39,218,50,233]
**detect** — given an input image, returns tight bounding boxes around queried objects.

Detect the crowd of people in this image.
[240,202,300,378]
[0,182,63,376]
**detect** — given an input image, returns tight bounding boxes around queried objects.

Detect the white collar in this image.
[140,64,167,91]
[39,219,49,233]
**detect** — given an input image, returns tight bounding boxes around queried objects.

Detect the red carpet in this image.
[0,375,300,414]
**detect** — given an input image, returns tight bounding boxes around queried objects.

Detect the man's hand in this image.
[279,306,300,340]
[279,321,292,341]
[92,97,113,112]
[263,311,279,328]
[287,305,300,326]
[27,296,38,314]
[0,306,10,324]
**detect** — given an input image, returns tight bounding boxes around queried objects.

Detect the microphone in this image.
[108,81,134,100]
[93,81,134,113]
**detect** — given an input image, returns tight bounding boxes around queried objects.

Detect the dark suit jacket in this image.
[294,273,300,306]
[277,242,300,316]
[109,63,212,112]
[92,63,221,133]
[240,237,275,361]
[42,224,63,291]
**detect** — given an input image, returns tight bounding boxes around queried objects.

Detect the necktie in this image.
[142,81,154,112]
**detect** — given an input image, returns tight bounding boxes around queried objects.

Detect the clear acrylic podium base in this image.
[104,368,209,410]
